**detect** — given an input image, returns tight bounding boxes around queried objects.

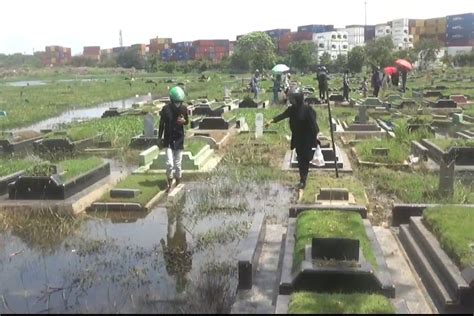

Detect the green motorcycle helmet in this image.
[169,86,186,103]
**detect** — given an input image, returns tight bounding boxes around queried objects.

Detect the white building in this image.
[390,18,414,50]
[313,31,349,60]
[342,25,365,49]
[375,23,391,38]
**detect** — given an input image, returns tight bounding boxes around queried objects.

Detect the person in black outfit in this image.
[158,86,189,192]
[342,70,350,102]
[400,68,408,93]
[371,67,382,98]
[265,86,320,189]
[317,66,329,102]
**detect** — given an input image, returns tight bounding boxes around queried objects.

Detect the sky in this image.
[0,0,473,55]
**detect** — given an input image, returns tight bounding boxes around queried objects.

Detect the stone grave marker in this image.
[438,160,455,197]
[255,113,263,138]
[144,113,155,137]
[224,87,231,98]
[453,113,463,124]
[0,111,7,117]
[312,238,360,261]
[432,99,457,109]
[372,148,389,156]
[356,106,368,124]
[362,97,383,107]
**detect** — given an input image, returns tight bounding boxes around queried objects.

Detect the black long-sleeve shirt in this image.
[158,103,189,150]
[273,104,319,160]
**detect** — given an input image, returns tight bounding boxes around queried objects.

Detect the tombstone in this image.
[432,99,457,109]
[371,148,389,157]
[438,160,455,197]
[0,111,6,117]
[362,97,383,107]
[144,113,155,137]
[453,113,463,124]
[356,106,368,124]
[224,87,231,98]
[255,113,263,139]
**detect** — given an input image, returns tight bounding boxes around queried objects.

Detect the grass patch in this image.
[0,157,40,177]
[288,292,395,314]
[301,175,367,205]
[355,139,408,164]
[45,125,98,141]
[424,206,474,269]
[100,174,167,205]
[429,138,474,151]
[185,139,208,156]
[56,156,104,182]
[359,167,473,204]
[294,211,377,270]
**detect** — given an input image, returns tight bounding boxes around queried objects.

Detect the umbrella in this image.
[272,64,290,74]
[395,59,413,71]
[384,66,398,76]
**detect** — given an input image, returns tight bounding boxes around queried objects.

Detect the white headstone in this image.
[224,87,231,98]
[255,113,264,139]
[144,113,155,137]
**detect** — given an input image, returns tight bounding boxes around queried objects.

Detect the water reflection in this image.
[161,201,192,294]
[4,80,47,87]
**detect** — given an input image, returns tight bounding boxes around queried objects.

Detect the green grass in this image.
[294,211,377,270]
[355,139,408,164]
[301,175,367,205]
[0,157,39,177]
[288,292,395,314]
[429,138,474,151]
[185,139,207,156]
[100,174,167,205]
[56,157,104,182]
[359,167,474,204]
[424,206,474,270]
[45,125,98,141]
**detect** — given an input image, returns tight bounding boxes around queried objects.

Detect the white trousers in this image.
[166,148,183,179]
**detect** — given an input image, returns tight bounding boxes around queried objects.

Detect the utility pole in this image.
[119,30,123,47]
[364,0,367,27]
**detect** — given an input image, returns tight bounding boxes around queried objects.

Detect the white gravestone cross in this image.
[255,113,264,139]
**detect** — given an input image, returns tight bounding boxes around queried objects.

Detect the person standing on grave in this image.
[401,68,408,93]
[342,70,350,102]
[272,73,282,105]
[158,86,189,193]
[250,69,260,99]
[317,66,329,102]
[371,67,382,98]
[265,86,320,190]
[392,71,400,88]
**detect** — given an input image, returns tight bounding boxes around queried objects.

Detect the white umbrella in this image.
[272,64,290,74]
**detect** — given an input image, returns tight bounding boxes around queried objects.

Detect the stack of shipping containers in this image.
[193,40,230,63]
[149,37,173,56]
[44,46,71,66]
[173,41,194,62]
[375,23,392,39]
[314,30,349,60]
[83,46,101,61]
[409,19,426,45]
[420,17,447,46]
[446,13,473,55]
[131,44,147,56]
[278,31,314,54]
[297,24,335,33]
[264,29,291,53]
[344,25,366,49]
[391,19,413,50]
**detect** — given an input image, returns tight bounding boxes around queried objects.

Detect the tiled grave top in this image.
[361,97,383,106]
[450,95,468,104]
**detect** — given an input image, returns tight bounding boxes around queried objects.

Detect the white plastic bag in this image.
[310,145,325,167]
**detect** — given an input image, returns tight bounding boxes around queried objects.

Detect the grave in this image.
[329,94,344,103]
[35,132,102,154]
[371,147,389,157]
[290,146,343,169]
[130,113,161,149]
[101,107,130,118]
[198,116,236,130]
[8,161,110,200]
[421,139,474,166]
[279,217,395,297]
[191,103,225,117]
[0,131,44,156]
[450,95,468,105]
[110,189,141,199]
[239,98,267,108]
[361,97,383,108]
[424,91,444,98]
[315,188,356,205]
[430,99,457,109]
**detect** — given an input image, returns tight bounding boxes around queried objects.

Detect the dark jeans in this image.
[343,86,350,101]
[296,148,313,187]
[373,86,380,97]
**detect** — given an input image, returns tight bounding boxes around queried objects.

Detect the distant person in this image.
[371,67,382,98]
[391,71,400,88]
[401,68,408,93]
[158,86,189,193]
[361,77,369,98]
[250,69,260,99]
[283,73,291,104]
[265,86,320,190]
[317,66,329,102]
[272,74,282,105]
[342,70,350,102]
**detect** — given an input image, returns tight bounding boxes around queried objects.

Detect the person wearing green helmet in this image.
[265,86,320,190]
[158,86,189,193]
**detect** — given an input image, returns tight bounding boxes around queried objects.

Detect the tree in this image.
[365,36,395,68]
[70,56,97,67]
[347,46,365,73]
[163,62,176,73]
[415,39,441,70]
[319,52,332,68]
[288,42,316,71]
[117,47,146,69]
[334,54,348,73]
[233,32,276,71]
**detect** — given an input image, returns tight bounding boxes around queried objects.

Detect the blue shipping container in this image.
[447,13,474,23]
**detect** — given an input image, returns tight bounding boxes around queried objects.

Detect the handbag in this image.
[310,145,325,167]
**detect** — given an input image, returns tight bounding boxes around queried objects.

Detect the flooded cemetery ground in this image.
[1,68,474,313]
